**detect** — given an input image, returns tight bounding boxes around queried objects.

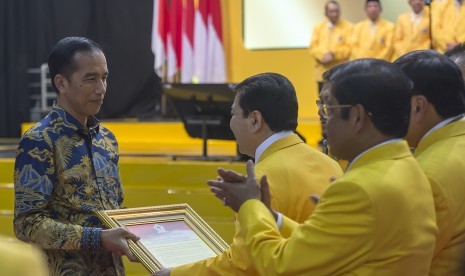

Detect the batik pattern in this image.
[14,104,125,275]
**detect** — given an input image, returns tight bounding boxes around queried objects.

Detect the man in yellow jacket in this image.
[350,0,394,61]
[454,2,465,44]
[309,1,352,92]
[0,235,48,276]
[393,0,431,60]
[155,73,343,275]
[208,59,437,275]
[429,0,449,53]
[432,0,464,52]
[446,42,465,79]
[395,50,465,275]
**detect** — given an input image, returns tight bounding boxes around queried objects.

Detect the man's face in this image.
[326,3,340,24]
[409,0,424,14]
[230,93,254,156]
[318,83,331,138]
[365,1,381,21]
[325,92,352,159]
[59,50,108,125]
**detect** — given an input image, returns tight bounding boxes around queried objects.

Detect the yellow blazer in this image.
[309,19,353,82]
[455,4,465,43]
[239,141,437,275]
[393,10,431,60]
[414,119,465,275]
[431,0,453,53]
[0,236,48,276]
[350,18,394,61]
[171,134,343,276]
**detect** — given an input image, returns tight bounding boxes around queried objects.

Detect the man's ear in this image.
[352,104,368,133]
[54,74,67,95]
[250,110,263,133]
[411,95,428,124]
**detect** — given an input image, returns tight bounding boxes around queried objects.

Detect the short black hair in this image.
[329,59,412,138]
[325,0,340,12]
[366,0,381,8]
[445,43,465,72]
[48,37,103,92]
[394,50,465,118]
[234,73,298,132]
[322,62,347,82]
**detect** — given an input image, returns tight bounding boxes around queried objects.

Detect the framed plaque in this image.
[97,204,229,273]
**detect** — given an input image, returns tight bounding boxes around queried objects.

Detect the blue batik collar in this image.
[50,102,100,137]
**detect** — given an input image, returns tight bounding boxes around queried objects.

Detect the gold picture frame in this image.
[97,204,229,273]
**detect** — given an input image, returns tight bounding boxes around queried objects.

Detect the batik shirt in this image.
[14,104,125,275]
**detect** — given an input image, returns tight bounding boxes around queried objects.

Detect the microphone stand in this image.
[424,0,434,50]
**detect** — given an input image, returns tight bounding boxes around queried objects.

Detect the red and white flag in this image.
[181,0,195,83]
[193,0,208,83]
[167,0,182,81]
[152,0,226,83]
[152,0,167,77]
[204,0,226,83]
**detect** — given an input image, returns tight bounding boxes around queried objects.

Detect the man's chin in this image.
[89,107,102,116]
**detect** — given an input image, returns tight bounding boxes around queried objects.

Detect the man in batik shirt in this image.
[14,37,139,275]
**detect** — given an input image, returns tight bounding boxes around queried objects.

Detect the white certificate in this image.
[127,221,217,267]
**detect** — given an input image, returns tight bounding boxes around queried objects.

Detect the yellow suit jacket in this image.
[431,0,452,53]
[393,10,431,60]
[414,119,465,275]
[309,19,353,82]
[171,134,343,276]
[0,236,48,276]
[239,141,437,275]
[350,18,394,61]
[455,4,465,43]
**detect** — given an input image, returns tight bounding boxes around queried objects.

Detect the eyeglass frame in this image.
[316,99,353,118]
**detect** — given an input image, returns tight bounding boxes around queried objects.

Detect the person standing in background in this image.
[445,42,465,79]
[350,0,394,61]
[310,0,352,148]
[430,0,453,53]
[309,0,353,93]
[393,0,431,60]
[452,1,465,46]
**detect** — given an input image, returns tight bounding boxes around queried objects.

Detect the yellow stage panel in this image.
[21,120,322,155]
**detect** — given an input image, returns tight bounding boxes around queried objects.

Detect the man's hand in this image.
[153,267,172,276]
[101,227,140,262]
[321,52,334,64]
[259,175,278,221]
[447,42,459,51]
[208,160,262,212]
[216,167,247,183]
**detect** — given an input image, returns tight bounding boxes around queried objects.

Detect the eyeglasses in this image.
[316,99,352,118]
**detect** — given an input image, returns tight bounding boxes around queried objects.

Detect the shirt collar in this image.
[255,131,294,163]
[411,10,423,22]
[328,20,335,29]
[419,114,464,144]
[347,138,402,171]
[52,102,100,136]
